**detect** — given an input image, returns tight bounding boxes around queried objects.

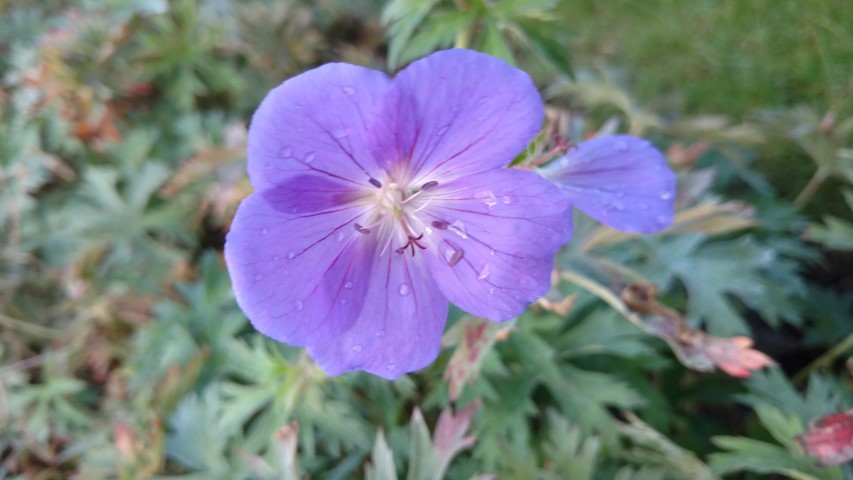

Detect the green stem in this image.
[0,313,63,340]
[794,166,830,208]
[560,270,645,330]
[792,332,853,384]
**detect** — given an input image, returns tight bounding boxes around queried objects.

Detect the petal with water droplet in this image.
[309,250,447,380]
[424,169,572,321]
[539,135,676,233]
[225,179,373,347]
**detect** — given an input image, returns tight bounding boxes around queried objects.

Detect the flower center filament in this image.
[357,178,445,258]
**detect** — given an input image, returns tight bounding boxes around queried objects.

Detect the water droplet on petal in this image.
[398,283,410,296]
[478,264,490,280]
[385,363,396,371]
[335,231,345,242]
[344,281,354,289]
[489,249,496,256]
[449,220,468,239]
[436,125,450,136]
[441,240,465,267]
[273,255,279,262]
[376,330,385,338]
[294,300,304,311]
[287,251,296,259]
[261,228,268,235]
[477,190,498,209]
[333,128,349,138]
[501,195,514,205]
[656,215,668,225]
[613,201,625,211]
[488,287,495,296]
[341,86,355,95]
[352,344,362,352]
[303,152,316,163]
[660,191,673,201]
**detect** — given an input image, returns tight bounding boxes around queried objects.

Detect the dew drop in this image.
[335,231,345,242]
[385,363,396,371]
[352,344,362,352]
[488,287,495,296]
[303,151,316,163]
[436,125,450,136]
[376,330,386,338]
[441,240,465,267]
[341,86,355,95]
[477,190,498,209]
[660,191,673,201]
[501,195,514,205]
[333,128,349,138]
[273,255,280,262]
[344,281,354,289]
[489,248,496,256]
[294,300,304,311]
[261,228,269,235]
[449,220,468,239]
[478,264,490,280]
[613,201,625,211]
[287,251,296,259]
[655,215,668,225]
[398,283,410,296]
[280,146,293,157]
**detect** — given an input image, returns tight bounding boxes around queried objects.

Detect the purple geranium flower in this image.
[225,49,572,379]
[539,135,676,233]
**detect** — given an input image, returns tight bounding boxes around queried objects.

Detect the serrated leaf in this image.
[479,20,514,64]
[513,17,574,78]
[709,436,837,480]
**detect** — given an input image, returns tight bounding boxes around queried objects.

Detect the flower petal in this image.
[540,135,676,233]
[422,169,572,321]
[390,49,544,182]
[308,252,448,380]
[247,63,394,192]
[224,175,375,347]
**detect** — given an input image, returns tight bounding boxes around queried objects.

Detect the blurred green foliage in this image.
[1,0,852,478]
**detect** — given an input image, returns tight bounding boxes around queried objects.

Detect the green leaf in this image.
[708,436,836,480]
[366,429,398,480]
[513,17,574,78]
[479,20,514,64]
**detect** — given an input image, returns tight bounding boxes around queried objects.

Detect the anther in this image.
[368,177,382,188]
[447,248,464,266]
[354,223,371,234]
[431,220,449,230]
[421,180,439,191]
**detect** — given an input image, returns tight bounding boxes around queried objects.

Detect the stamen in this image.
[354,223,371,234]
[431,220,449,230]
[368,177,382,188]
[421,180,439,190]
[447,247,464,266]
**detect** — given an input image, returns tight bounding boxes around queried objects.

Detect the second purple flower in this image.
[225,49,573,379]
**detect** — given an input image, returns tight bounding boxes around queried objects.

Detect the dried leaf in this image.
[622,281,775,377]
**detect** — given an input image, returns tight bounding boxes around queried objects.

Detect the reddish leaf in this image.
[797,409,853,467]
[622,281,775,378]
[433,401,481,475]
[442,317,507,401]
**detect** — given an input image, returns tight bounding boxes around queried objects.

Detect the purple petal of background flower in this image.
[422,169,572,321]
[539,135,676,233]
